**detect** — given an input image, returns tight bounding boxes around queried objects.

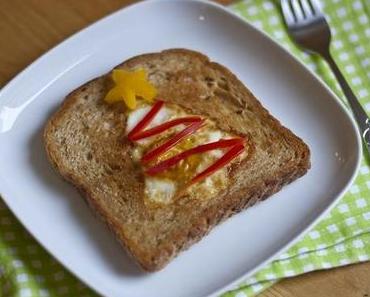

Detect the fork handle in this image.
[324,53,370,154]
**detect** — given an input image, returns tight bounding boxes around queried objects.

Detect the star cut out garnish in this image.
[104,68,157,109]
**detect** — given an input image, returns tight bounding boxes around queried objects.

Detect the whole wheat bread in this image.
[44,49,310,271]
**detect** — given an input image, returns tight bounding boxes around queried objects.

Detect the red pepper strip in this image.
[127,100,164,140]
[141,120,205,163]
[130,116,202,141]
[145,138,244,176]
[189,143,245,185]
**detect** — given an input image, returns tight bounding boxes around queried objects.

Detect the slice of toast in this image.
[44,49,310,271]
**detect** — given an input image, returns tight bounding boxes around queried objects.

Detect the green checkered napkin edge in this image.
[224,0,370,296]
[1,1,370,297]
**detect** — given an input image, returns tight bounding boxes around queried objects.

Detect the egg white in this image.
[127,103,236,204]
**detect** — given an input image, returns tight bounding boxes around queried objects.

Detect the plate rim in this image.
[0,0,362,296]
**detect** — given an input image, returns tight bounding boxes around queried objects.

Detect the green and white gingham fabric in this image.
[0,0,370,296]
[224,0,370,296]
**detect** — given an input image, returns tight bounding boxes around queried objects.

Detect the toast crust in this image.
[44,49,310,271]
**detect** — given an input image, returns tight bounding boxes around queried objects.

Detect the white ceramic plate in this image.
[0,1,361,296]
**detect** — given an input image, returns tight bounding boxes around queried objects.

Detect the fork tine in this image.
[310,0,323,15]
[291,0,305,21]
[300,0,313,18]
[281,0,295,25]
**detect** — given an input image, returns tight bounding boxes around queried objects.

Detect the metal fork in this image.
[281,0,370,156]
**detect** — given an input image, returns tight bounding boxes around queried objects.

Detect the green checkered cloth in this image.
[0,0,369,296]
[224,0,370,296]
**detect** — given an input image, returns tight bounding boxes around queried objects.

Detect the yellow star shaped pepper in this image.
[104,68,157,109]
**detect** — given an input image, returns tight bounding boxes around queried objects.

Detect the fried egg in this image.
[126,103,243,204]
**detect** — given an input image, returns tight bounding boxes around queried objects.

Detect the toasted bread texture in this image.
[44,49,310,271]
